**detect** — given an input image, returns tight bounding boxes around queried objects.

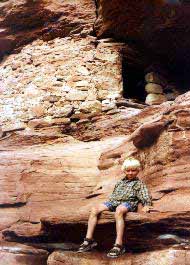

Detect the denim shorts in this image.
[103,201,133,212]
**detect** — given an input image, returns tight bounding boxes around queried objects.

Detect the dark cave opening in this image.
[121,51,190,105]
[122,58,147,103]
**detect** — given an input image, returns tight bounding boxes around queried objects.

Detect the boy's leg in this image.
[78,203,109,252]
[86,203,109,240]
[114,205,129,246]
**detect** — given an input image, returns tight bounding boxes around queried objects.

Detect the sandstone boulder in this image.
[47,249,190,265]
[131,121,167,149]
[0,242,48,265]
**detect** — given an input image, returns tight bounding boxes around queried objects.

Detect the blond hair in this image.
[121,157,141,171]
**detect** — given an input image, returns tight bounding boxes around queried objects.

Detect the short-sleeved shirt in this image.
[108,177,152,211]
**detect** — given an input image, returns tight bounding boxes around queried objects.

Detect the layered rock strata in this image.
[0,0,96,59]
[0,94,190,249]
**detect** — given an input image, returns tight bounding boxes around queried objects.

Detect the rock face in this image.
[0,0,96,58]
[0,36,123,131]
[0,242,48,265]
[1,1,190,265]
[95,1,190,90]
[47,249,190,265]
[95,0,190,57]
[0,96,190,250]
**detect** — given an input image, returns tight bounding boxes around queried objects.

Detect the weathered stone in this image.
[0,127,3,138]
[102,99,116,111]
[166,94,177,101]
[97,90,110,100]
[95,50,118,62]
[80,100,102,113]
[1,122,26,132]
[145,72,167,86]
[44,95,61,103]
[0,37,122,128]
[25,84,40,97]
[52,105,74,118]
[145,93,167,105]
[47,249,190,265]
[28,117,70,128]
[131,121,167,149]
[66,90,88,101]
[175,91,190,105]
[51,118,71,126]
[145,83,163,94]
[75,80,89,89]
[30,105,46,118]
[0,80,6,93]
[0,0,97,59]
[28,119,50,129]
[76,66,90,76]
[0,242,48,265]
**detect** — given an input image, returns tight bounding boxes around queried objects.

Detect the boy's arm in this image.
[137,181,152,208]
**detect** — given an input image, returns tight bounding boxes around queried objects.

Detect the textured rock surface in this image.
[95,0,190,56]
[0,96,190,252]
[0,36,123,130]
[0,242,48,265]
[95,1,190,91]
[0,0,96,58]
[47,249,190,265]
[1,1,190,265]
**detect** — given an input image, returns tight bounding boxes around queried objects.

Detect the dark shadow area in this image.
[122,58,146,102]
[5,214,189,254]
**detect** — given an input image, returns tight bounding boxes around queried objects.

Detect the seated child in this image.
[78,157,153,258]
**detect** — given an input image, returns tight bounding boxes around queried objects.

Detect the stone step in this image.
[47,248,190,265]
[0,242,48,265]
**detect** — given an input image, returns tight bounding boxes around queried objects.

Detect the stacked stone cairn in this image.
[145,72,167,105]
[145,72,179,105]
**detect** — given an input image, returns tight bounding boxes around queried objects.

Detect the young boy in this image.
[78,157,153,258]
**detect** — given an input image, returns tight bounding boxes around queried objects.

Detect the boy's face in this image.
[123,167,140,180]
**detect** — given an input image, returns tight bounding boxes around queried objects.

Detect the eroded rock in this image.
[0,242,48,265]
[0,0,96,58]
[47,249,190,265]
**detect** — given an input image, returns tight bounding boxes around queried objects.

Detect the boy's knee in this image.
[115,206,127,217]
[90,206,100,216]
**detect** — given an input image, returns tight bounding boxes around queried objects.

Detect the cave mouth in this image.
[121,54,190,105]
[122,58,147,103]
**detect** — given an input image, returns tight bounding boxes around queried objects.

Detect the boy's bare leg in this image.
[86,203,109,240]
[114,205,129,245]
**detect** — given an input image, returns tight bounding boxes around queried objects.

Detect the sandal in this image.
[77,238,98,252]
[107,244,126,258]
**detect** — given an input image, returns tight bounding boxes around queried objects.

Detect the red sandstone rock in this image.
[0,242,48,265]
[175,91,190,105]
[0,99,189,251]
[95,1,190,57]
[0,0,96,58]
[47,249,190,265]
[131,121,167,148]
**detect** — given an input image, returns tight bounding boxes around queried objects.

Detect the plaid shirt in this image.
[109,177,152,210]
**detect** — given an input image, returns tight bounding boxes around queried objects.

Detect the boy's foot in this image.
[77,238,98,253]
[107,244,126,258]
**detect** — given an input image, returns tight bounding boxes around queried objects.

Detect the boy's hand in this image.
[142,206,154,213]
